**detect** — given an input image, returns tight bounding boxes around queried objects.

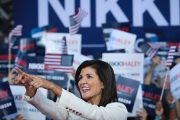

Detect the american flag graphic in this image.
[147,42,163,58]
[69,8,88,35]
[165,46,176,68]
[44,53,73,73]
[140,42,162,58]
[8,25,23,48]
[44,37,74,73]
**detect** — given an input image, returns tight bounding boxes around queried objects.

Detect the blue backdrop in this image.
[13,0,180,58]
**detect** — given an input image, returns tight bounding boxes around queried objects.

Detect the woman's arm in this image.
[57,89,128,120]
[26,74,127,120]
[29,75,62,96]
[15,67,68,119]
[26,89,68,120]
[15,67,62,97]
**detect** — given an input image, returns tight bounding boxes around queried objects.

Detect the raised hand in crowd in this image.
[166,90,177,120]
[144,55,161,85]
[14,114,23,120]
[136,108,147,120]
[152,56,161,65]
[176,100,180,120]
[155,101,164,120]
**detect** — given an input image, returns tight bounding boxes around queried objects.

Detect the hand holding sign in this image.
[155,101,164,116]
[136,108,147,120]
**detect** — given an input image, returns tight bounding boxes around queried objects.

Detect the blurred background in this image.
[0,0,180,120]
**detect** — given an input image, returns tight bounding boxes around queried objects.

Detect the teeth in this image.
[82,87,90,90]
[81,86,90,93]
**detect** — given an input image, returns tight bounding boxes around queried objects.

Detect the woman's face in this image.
[78,67,104,105]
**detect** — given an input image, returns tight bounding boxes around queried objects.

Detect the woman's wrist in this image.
[25,85,37,98]
[25,90,36,98]
[51,83,62,96]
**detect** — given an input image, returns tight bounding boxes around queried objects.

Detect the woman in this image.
[15,60,127,120]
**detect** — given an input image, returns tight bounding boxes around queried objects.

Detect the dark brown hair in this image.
[75,60,118,106]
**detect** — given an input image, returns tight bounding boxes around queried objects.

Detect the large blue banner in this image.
[13,0,180,58]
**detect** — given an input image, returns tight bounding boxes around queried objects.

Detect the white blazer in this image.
[26,89,128,120]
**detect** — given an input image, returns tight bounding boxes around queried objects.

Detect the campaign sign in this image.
[10,85,47,120]
[27,69,69,89]
[107,29,136,53]
[102,53,144,116]
[24,56,69,89]
[142,84,162,116]
[19,38,36,53]
[0,81,17,119]
[41,32,82,54]
[0,48,17,77]
[102,22,130,50]
[170,63,180,100]
[116,76,140,112]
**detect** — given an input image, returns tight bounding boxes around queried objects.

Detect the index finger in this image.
[15,66,26,75]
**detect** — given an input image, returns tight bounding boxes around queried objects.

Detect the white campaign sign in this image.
[41,32,82,54]
[170,63,180,100]
[10,85,47,120]
[102,53,144,117]
[107,29,136,53]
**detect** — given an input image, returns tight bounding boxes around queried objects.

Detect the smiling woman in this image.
[75,60,120,107]
[14,60,127,120]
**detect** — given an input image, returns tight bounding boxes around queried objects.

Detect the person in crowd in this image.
[136,108,148,120]
[144,55,180,120]
[166,90,177,120]
[144,55,161,87]
[176,100,180,120]
[169,56,180,120]
[175,57,180,120]
[14,114,23,120]
[143,56,166,120]
[127,107,151,120]
[14,60,128,120]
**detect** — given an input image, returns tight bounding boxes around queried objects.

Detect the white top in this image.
[25,89,128,120]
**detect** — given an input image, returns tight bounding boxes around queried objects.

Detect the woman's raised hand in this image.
[29,75,52,89]
[15,67,54,89]
[13,67,33,85]
[14,67,39,97]
[13,67,61,96]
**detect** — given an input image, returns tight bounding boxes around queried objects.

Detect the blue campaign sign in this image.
[0,81,17,119]
[116,75,140,112]
[24,56,69,89]
[142,84,162,116]
[0,48,18,77]
[13,0,180,58]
